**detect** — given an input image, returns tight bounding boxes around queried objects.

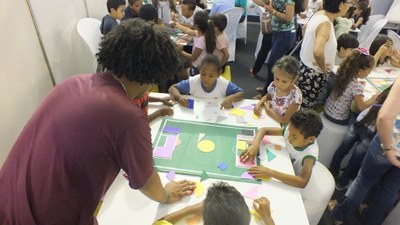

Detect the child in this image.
[324,49,378,125]
[123,0,143,20]
[132,92,174,122]
[153,182,275,225]
[240,110,323,188]
[335,33,359,65]
[173,0,197,29]
[370,34,400,68]
[100,0,126,35]
[351,1,371,29]
[210,14,229,72]
[329,86,392,190]
[334,7,355,39]
[139,3,159,23]
[253,56,302,125]
[169,54,245,109]
[176,11,218,77]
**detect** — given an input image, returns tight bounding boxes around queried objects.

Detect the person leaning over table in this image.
[330,76,400,225]
[298,0,352,109]
[0,19,195,225]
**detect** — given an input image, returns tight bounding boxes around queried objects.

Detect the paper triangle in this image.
[241,172,255,180]
[166,170,176,181]
[267,149,277,162]
[262,135,272,145]
[198,133,206,142]
[243,185,259,199]
[216,115,228,123]
[200,170,208,181]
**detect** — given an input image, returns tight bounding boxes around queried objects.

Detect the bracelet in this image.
[163,189,170,204]
[381,143,394,151]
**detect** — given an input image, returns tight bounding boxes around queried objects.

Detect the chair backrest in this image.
[359,18,388,49]
[76,18,102,56]
[221,7,245,42]
[357,14,386,44]
[301,162,335,225]
[387,29,400,50]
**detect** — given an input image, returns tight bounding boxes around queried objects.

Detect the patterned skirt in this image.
[298,61,327,109]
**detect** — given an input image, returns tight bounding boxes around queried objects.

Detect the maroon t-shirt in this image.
[0,73,154,225]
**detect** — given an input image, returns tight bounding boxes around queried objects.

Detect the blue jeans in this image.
[329,123,373,176]
[252,30,296,91]
[331,134,400,225]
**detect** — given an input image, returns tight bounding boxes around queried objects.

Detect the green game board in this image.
[153,118,260,184]
[366,77,396,93]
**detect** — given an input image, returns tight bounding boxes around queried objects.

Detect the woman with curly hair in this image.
[323,49,378,125]
[0,19,195,225]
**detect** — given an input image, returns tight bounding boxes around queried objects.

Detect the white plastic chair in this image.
[236,0,251,44]
[387,30,400,50]
[254,5,269,63]
[301,161,335,225]
[358,15,387,48]
[76,18,102,72]
[316,112,348,167]
[370,0,393,15]
[221,7,245,62]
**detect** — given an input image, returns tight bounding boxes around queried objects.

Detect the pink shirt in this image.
[0,73,154,225]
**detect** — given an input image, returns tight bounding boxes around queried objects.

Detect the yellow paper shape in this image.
[197,140,215,153]
[194,181,204,197]
[237,140,247,150]
[229,108,245,117]
[186,215,202,225]
[260,177,270,181]
[252,114,259,119]
[250,209,261,222]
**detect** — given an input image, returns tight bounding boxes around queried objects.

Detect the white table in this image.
[97,94,309,225]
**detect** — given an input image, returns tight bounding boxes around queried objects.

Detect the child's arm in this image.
[354,94,378,111]
[264,101,300,125]
[352,17,364,29]
[239,127,284,162]
[149,96,174,106]
[175,23,197,36]
[220,47,229,67]
[389,49,400,67]
[168,83,189,107]
[148,107,174,122]
[220,82,245,109]
[253,197,276,225]
[248,158,314,188]
[180,47,203,62]
[254,95,270,116]
[155,202,203,224]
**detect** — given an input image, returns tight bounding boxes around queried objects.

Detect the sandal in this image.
[249,68,257,78]
[328,199,338,212]
[256,87,265,93]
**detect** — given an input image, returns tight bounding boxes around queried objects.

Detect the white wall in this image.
[86,0,108,21]
[0,0,53,166]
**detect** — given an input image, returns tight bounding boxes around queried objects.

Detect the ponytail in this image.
[205,20,216,54]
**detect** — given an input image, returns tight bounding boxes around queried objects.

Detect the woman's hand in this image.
[164,180,196,204]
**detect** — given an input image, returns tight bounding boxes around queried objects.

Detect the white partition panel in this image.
[0,0,53,166]
[86,0,108,21]
[28,0,94,83]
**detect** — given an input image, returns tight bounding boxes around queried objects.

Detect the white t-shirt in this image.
[283,126,319,175]
[300,13,337,73]
[188,75,230,98]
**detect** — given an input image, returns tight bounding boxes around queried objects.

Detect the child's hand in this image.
[240,145,259,163]
[158,107,174,116]
[248,165,273,180]
[263,101,273,116]
[220,97,233,109]
[253,197,274,223]
[253,104,262,116]
[178,97,189,107]
[161,96,174,106]
[378,44,389,55]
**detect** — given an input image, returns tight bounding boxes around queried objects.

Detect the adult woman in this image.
[0,19,195,225]
[330,77,400,225]
[250,0,297,95]
[298,0,351,109]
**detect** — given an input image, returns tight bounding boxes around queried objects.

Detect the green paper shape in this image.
[266,149,277,162]
[200,170,209,181]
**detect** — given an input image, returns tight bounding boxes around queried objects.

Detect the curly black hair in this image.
[97,18,180,84]
[290,110,323,138]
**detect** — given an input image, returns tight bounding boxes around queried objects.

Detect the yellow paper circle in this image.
[197,140,215,152]
[194,181,204,197]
